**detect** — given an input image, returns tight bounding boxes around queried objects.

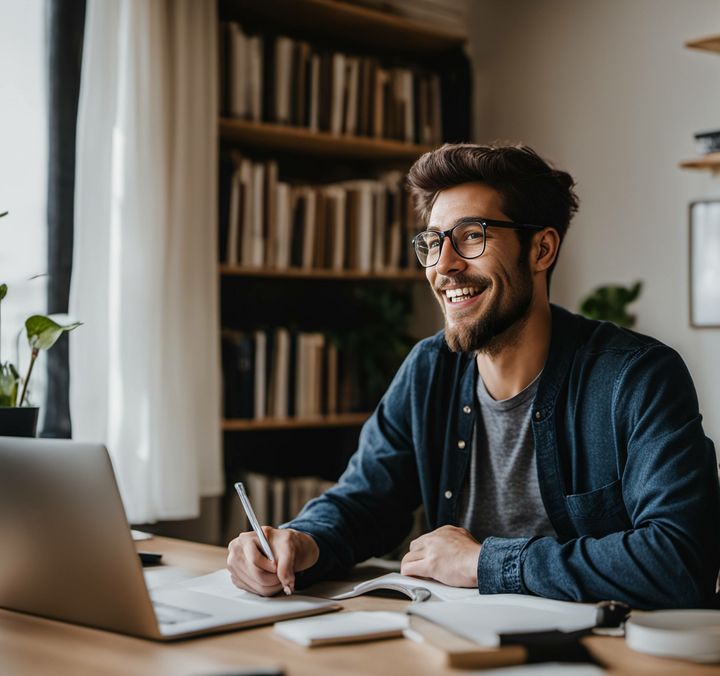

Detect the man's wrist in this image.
[285,528,320,570]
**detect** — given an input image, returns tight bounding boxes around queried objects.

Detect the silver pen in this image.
[234,482,292,595]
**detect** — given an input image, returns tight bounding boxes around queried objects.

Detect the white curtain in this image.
[70,0,222,523]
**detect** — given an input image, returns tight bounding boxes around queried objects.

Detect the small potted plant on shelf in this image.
[0,210,82,436]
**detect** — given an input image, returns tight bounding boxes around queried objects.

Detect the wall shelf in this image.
[679,152,720,171]
[680,36,720,172]
[685,35,720,54]
[219,119,432,160]
[219,0,465,56]
[219,265,425,281]
[222,413,370,431]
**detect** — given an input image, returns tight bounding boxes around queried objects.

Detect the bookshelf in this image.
[680,34,720,171]
[219,119,434,160]
[220,264,425,281]
[218,0,469,524]
[222,413,370,431]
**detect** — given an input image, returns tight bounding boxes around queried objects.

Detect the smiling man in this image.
[227,143,720,609]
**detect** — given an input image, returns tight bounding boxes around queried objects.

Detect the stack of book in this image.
[219,153,418,273]
[224,472,336,539]
[220,22,443,145]
[222,328,365,420]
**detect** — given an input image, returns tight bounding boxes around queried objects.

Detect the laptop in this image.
[0,436,338,640]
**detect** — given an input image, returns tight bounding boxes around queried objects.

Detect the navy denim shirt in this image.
[286,304,720,608]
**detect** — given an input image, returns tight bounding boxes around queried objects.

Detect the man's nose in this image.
[435,237,467,276]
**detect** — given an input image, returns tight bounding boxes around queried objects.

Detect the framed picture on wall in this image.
[689,200,720,328]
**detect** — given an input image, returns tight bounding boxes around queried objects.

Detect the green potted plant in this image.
[0,210,81,436]
[578,281,643,328]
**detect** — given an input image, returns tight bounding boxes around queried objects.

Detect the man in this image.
[227,143,720,609]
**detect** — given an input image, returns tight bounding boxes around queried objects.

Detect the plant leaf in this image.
[0,284,6,302]
[25,315,82,351]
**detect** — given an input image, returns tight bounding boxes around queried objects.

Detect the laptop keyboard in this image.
[153,601,212,626]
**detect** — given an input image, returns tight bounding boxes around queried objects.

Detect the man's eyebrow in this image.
[425,216,487,232]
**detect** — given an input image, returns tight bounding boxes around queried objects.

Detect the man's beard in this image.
[442,262,534,354]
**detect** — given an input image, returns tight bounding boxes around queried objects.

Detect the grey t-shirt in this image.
[457,369,556,542]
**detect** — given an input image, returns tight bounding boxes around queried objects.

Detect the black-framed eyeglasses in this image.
[411,217,546,268]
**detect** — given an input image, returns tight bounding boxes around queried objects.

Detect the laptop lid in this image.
[0,436,160,638]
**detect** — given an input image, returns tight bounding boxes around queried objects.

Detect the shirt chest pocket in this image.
[564,479,631,538]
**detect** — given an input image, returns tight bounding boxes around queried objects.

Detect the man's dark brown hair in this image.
[406,143,579,287]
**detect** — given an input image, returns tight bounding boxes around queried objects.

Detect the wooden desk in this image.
[0,537,716,676]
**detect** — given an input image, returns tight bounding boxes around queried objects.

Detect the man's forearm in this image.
[479,529,716,609]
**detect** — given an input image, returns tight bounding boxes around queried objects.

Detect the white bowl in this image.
[625,610,720,663]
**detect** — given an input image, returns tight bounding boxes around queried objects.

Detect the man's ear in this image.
[533,228,560,272]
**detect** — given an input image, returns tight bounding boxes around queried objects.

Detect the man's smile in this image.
[437,282,490,312]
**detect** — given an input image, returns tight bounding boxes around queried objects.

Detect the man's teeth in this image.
[444,287,481,303]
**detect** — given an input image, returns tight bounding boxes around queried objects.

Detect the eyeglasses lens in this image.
[413,223,485,267]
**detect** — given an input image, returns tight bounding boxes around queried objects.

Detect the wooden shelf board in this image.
[219,265,425,281]
[679,152,720,170]
[219,0,465,55]
[222,413,370,431]
[685,35,720,54]
[219,119,433,160]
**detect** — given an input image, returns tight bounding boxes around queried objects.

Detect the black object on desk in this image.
[138,551,163,566]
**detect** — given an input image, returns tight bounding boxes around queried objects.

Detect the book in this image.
[271,476,286,527]
[344,57,360,136]
[226,164,242,264]
[308,53,321,132]
[301,188,317,270]
[247,34,263,122]
[273,611,408,647]
[330,52,346,135]
[238,158,253,266]
[218,150,234,262]
[274,36,294,124]
[269,328,290,419]
[275,182,291,269]
[264,160,278,268]
[408,594,601,647]
[221,330,255,419]
[253,330,267,420]
[251,162,265,266]
[227,23,248,119]
[293,41,311,127]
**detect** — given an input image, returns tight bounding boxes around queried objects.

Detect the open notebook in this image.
[316,572,479,603]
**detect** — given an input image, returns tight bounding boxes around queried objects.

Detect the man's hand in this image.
[400,525,481,588]
[227,527,319,596]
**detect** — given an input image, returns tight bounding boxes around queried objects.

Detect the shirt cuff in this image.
[478,536,531,594]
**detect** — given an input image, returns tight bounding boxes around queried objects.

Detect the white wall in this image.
[0,0,48,406]
[467,0,720,450]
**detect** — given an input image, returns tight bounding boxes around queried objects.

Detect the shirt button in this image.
[444,490,453,499]
[457,440,466,449]
[535,411,542,420]
[463,405,471,414]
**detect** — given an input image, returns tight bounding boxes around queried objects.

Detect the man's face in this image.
[424,183,535,354]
